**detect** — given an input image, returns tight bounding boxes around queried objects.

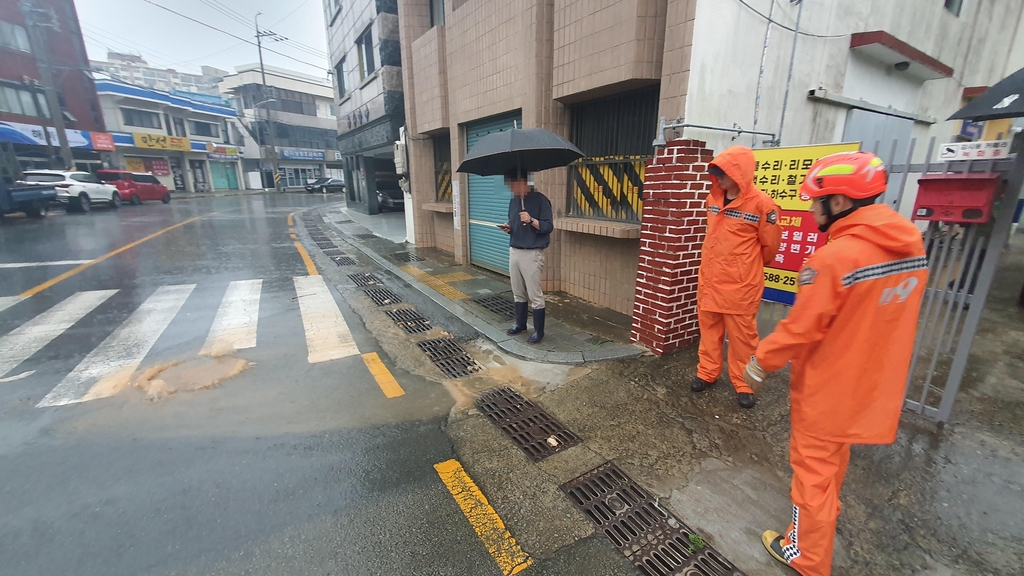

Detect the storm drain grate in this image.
[433,355,482,378]
[354,233,377,239]
[331,256,358,266]
[363,287,402,306]
[392,251,426,262]
[416,337,469,361]
[562,463,745,576]
[473,294,525,320]
[384,309,432,334]
[322,248,344,256]
[348,273,382,287]
[475,387,581,461]
[314,241,336,250]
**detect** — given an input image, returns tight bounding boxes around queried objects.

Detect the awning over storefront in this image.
[0,120,115,151]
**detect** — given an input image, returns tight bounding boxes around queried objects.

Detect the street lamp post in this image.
[255,13,283,192]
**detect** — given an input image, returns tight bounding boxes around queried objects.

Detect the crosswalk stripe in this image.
[201,279,262,355]
[37,284,196,408]
[293,275,359,363]
[0,296,25,314]
[0,290,118,379]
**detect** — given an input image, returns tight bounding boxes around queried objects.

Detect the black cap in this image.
[708,164,725,177]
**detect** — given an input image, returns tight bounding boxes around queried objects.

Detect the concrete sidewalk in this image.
[314,203,643,365]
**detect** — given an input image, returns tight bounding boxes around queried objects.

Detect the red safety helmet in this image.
[799,152,888,200]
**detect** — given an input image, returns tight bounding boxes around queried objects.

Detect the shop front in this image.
[278,148,326,189]
[112,132,191,191]
[204,143,242,191]
[0,120,115,172]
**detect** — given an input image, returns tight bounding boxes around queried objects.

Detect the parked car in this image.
[20,170,120,213]
[1,177,57,219]
[376,179,404,211]
[305,177,345,194]
[96,170,171,205]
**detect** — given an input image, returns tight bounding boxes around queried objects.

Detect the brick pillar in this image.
[631,139,714,355]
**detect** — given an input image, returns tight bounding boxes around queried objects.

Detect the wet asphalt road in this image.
[0,195,509,576]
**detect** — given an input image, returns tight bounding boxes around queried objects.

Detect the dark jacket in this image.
[507,189,553,249]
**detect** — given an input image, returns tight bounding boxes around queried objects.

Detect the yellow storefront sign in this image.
[133,133,191,152]
[124,157,146,173]
[752,142,860,211]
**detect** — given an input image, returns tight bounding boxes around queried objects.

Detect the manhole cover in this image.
[331,256,358,266]
[416,337,468,361]
[363,287,402,306]
[322,248,344,256]
[475,387,581,461]
[314,241,336,250]
[473,295,525,320]
[562,463,745,576]
[354,233,377,239]
[384,309,433,334]
[348,273,382,287]
[393,251,426,262]
[433,355,482,378]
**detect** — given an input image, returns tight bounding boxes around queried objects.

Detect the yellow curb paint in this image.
[287,213,294,226]
[401,266,470,300]
[294,242,318,276]
[20,213,213,298]
[434,459,532,575]
[361,352,405,398]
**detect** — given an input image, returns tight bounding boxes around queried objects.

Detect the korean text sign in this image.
[752,142,860,304]
[133,133,191,152]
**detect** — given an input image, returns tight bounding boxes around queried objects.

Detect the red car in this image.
[96,170,172,205]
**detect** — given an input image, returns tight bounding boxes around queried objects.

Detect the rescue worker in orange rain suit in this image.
[692,146,782,409]
[743,152,929,576]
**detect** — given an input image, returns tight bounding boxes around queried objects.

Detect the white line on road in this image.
[201,279,262,355]
[0,296,25,314]
[293,275,359,363]
[0,261,93,269]
[37,284,195,408]
[0,290,118,379]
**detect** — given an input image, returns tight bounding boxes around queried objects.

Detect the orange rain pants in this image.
[695,309,759,394]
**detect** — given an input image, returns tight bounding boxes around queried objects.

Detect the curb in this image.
[314,208,643,365]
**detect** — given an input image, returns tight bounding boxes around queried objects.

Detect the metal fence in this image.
[566,157,648,222]
[754,137,1022,423]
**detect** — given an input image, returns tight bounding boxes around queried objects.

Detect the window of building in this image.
[173,117,187,137]
[944,0,963,16]
[0,21,31,53]
[356,26,375,80]
[335,58,346,98]
[0,85,47,118]
[190,120,220,138]
[122,108,162,129]
[164,113,173,136]
[430,0,445,27]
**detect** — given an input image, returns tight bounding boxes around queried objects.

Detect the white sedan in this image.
[20,170,121,213]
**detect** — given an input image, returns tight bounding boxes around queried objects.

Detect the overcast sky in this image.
[75,0,330,80]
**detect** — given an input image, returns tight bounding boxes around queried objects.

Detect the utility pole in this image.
[20,1,74,170]
[255,13,282,192]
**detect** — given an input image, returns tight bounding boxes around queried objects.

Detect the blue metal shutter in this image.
[466,113,521,273]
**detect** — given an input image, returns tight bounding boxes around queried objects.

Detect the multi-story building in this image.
[96,79,244,193]
[398,0,1023,317]
[218,63,344,190]
[91,52,228,97]
[0,0,112,174]
[325,0,405,214]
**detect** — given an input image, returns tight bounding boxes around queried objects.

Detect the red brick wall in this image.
[631,139,714,355]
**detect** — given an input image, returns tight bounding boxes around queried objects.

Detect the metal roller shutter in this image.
[466,112,521,274]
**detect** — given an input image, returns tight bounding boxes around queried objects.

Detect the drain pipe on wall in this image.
[750,0,777,148]
[776,0,805,147]
[652,117,777,148]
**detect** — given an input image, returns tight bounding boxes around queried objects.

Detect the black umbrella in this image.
[457,127,584,176]
[948,66,1024,121]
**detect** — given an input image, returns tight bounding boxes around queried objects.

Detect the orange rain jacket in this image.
[755,204,929,444]
[698,146,783,315]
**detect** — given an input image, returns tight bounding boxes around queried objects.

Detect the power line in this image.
[199,0,328,59]
[269,0,313,28]
[141,0,329,72]
[735,0,848,39]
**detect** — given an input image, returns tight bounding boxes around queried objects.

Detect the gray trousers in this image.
[509,247,545,309]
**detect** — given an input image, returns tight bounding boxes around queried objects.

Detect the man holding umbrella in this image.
[499,167,553,343]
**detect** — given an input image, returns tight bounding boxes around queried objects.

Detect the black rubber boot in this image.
[527,308,545,344]
[738,392,757,409]
[507,302,528,335]
[691,378,716,392]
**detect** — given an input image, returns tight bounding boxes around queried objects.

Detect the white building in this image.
[91,52,228,97]
[96,79,244,193]
[218,63,343,189]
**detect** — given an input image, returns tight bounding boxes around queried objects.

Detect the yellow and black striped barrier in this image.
[436,160,452,201]
[567,156,648,221]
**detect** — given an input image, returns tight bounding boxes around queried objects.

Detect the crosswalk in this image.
[0,276,360,408]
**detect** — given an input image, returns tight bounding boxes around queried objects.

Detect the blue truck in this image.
[0,177,57,219]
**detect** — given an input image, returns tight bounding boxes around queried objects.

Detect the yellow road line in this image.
[290,233,297,239]
[401,266,470,300]
[434,460,532,575]
[361,352,405,398]
[294,242,318,276]
[287,212,294,226]
[20,213,213,298]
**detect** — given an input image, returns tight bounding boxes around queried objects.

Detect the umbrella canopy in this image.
[457,128,584,176]
[948,66,1024,121]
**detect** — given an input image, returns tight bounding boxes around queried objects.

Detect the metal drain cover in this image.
[384,309,432,334]
[354,233,376,239]
[475,387,581,461]
[314,241,336,249]
[433,355,482,378]
[349,273,382,287]
[322,248,344,256]
[562,463,745,576]
[416,337,469,361]
[393,251,426,262]
[473,294,525,320]
[363,287,402,306]
[331,256,358,266]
